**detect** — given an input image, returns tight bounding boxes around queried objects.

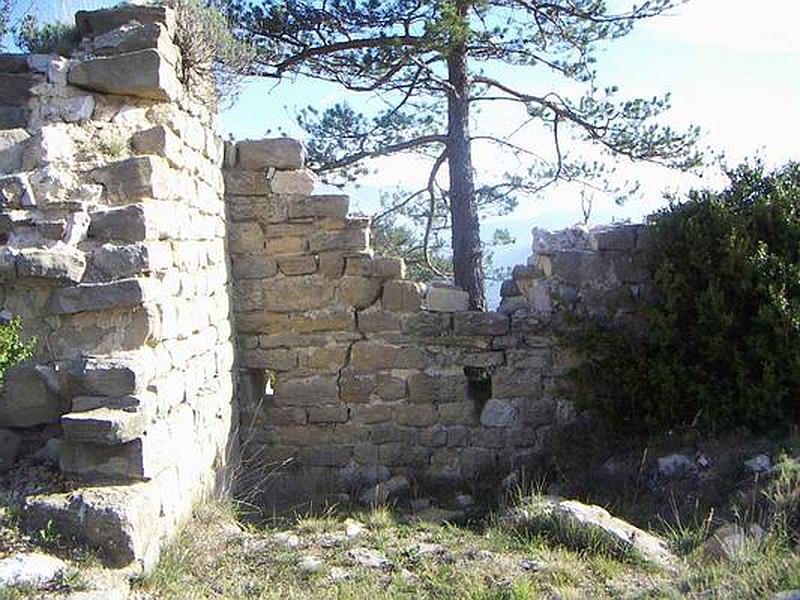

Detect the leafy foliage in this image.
[220,0,702,308]
[0,317,34,387]
[175,0,256,108]
[569,162,800,435]
[14,14,80,56]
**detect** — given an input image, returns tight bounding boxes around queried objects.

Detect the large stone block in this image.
[62,408,145,445]
[269,169,317,195]
[0,72,40,103]
[90,156,173,205]
[0,429,21,472]
[308,227,368,254]
[273,375,339,407]
[229,222,264,254]
[231,254,278,280]
[47,279,149,315]
[345,256,405,280]
[93,24,178,65]
[408,372,469,405]
[424,284,469,312]
[68,49,180,101]
[338,276,381,309]
[88,204,152,243]
[131,125,183,166]
[75,5,175,36]
[59,439,145,480]
[15,247,86,284]
[480,398,518,427]
[382,280,423,313]
[453,312,510,336]
[0,363,65,428]
[286,195,349,219]
[0,128,29,173]
[236,138,306,171]
[0,174,35,208]
[224,171,269,197]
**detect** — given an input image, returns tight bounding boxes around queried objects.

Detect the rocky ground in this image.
[2,438,800,599]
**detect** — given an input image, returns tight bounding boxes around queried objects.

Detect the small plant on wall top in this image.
[0,316,35,387]
[568,161,800,436]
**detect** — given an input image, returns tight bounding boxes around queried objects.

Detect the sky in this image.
[15,0,800,303]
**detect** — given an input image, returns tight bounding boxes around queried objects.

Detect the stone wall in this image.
[225,142,652,506]
[0,1,655,573]
[0,5,235,571]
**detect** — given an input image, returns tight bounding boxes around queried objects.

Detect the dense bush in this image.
[14,14,80,56]
[0,317,34,387]
[570,162,800,435]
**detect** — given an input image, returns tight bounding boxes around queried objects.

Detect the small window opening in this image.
[464,366,492,405]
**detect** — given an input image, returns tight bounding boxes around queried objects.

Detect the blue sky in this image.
[17,1,800,302]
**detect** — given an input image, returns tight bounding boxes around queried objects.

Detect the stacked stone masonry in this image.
[226,141,652,505]
[0,5,235,572]
[0,0,654,575]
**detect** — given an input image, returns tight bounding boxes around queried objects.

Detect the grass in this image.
[134,451,800,600]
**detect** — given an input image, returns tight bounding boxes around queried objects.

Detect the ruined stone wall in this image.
[225,143,653,505]
[0,5,235,571]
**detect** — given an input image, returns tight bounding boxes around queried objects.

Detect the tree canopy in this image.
[221,0,702,309]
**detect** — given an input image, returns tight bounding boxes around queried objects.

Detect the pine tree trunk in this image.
[446,17,486,311]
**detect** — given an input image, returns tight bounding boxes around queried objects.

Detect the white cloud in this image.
[645,0,800,55]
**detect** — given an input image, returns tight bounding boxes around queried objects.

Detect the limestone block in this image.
[395,404,437,427]
[339,371,376,403]
[350,404,392,425]
[408,372,468,405]
[0,174,35,208]
[0,106,29,130]
[75,5,176,36]
[47,278,150,315]
[375,374,407,401]
[287,195,349,219]
[68,49,180,101]
[265,236,307,256]
[382,280,423,313]
[238,309,355,335]
[338,276,381,309]
[424,284,469,312]
[500,279,520,298]
[318,252,345,277]
[239,347,298,371]
[232,254,278,280]
[93,23,179,66]
[308,405,349,424]
[224,170,268,196]
[60,439,145,480]
[492,367,543,399]
[50,307,155,359]
[229,222,264,254]
[589,225,639,251]
[480,398,518,427]
[538,250,612,285]
[0,128,29,173]
[269,169,317,195]
[90,156,173,205]
[357,310,402,333]
[308,227,368,254]
[0,248,14,280]
[236,138,306,171]
[0,429,21,472]
[0,363,65,428]
[261,277,335,312]
[299,446,352,467]
[131,125,183,167]
[88,204,152,242]
[65,358,143,397]
[62,408,145,445]
[88,242,170,282]
[345,256,405,280]
[41,95,96,123]
[402,312,451,337]
[0,55,29,73]
[15,246,86,284]
[277,254,317,276]
[453,312,509,336]
[0,72,41,103]
[274,376,339,407]
[303,345,349,371]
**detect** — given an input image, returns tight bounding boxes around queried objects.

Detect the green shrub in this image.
[14,14,80,56]
[0,316,35,387]
[569,161,800,435]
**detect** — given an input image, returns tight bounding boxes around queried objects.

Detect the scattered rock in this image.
[409,507,466,525]
[328,566,351,582]
[520,558,547,572]
[703,523,765,561]
[657,454,696,478]
[358,475,410,505]
[502,497,678,570]
[0,552,67,589]
[273,531,300,550]
[0,429,22,472]
[399,568,420,585]
[319,532,348,548]
[744,454,771,474]
[347,548,392,570]
[297,554,324,575]
[345,519,365,539]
